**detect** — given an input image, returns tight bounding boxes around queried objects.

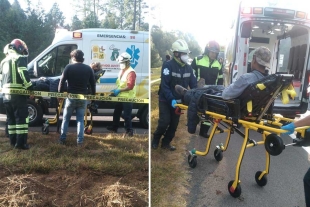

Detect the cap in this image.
[253,46,271,68]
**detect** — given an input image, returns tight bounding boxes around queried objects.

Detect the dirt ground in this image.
[0,168,148,207]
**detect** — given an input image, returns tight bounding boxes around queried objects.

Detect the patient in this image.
[175,46,272,134]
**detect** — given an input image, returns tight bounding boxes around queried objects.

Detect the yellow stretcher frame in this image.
[176,103,310,198]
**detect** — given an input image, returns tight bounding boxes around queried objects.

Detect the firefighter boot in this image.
[15,136,30,150]
[9,134,16,147]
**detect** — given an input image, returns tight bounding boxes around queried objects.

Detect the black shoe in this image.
[58,139,66,145]
[152,143,159,149]
[200,133,210,139]
[123,130,133,138]
[161,144,176,151]
[107,126,118,133]
[14,144,30,150]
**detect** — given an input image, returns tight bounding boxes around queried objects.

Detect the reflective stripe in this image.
[183,73,191,78]
[171,72,181,78]
[218,75,223,78]
[26,117,29,124]
[16,124,28,129]
[3,83,24,88]
[8,130,16,135]
[8,125,16,129]
[18,66,32,88]
[16,130,28,134]
[12,61,17,84]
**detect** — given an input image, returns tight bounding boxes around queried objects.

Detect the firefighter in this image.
[191,40,224,138]
[1,39,33,150]
[151,39,197,151]
[107,52,136,137]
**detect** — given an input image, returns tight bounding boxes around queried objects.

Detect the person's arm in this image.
[189,66,198,89]
[120,71,136,92]
[89,69,96,95]
[217,66,224,85]
[58,66,68,93]
[17,57,33,89]
[160,62,175,103]
[191,57,198,80]
[281,114,310,135]
[222,75,248,99]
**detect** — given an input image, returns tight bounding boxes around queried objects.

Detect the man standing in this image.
[1,39,33,149]
[191,40,224,137]
[107,52,136,137]
[151,39,197,151]
[58,49,95,146]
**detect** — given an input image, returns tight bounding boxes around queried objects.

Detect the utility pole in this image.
[94,0,97,26]
[133,0,137,30]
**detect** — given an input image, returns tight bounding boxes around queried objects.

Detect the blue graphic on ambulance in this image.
[126,45,140,69]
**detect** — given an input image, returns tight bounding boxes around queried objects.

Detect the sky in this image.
[9,0,75,24]
[150,0,241,50]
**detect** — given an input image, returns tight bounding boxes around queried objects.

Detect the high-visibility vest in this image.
[116,67,136,98]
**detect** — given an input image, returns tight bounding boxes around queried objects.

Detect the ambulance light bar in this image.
[73,32,82,38]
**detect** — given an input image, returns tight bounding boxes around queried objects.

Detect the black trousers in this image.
[153,101,180,146]
[304,167,310,206]
[4,96,29,147]
[112,102,133,131]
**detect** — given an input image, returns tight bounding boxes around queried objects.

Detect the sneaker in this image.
[58,139,66,145]
[107,126,118,133]
[123,130,133,138]
[161,144,176,151]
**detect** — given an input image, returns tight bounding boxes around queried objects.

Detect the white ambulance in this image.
[224,0,310,118]
[21,28,149,128]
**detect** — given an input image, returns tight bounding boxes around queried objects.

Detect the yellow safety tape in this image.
[0,89,149,104]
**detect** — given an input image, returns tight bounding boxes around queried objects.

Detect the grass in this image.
[151,67,161,81]
[150,70,191,207]
[0,131,149,206]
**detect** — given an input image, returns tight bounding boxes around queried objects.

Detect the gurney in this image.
[175,73,299,198]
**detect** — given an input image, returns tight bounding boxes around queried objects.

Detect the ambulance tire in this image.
[140,108,149,129]
[27,99,43,126]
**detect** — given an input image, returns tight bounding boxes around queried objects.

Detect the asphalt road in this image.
[0,114,149,135]
[185,125,309,207]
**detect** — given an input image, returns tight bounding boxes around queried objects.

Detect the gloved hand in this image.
[171,99,177,108]
[111,89,121,96]
[281,122,296,135]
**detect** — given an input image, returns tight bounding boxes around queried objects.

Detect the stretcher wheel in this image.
[264,133,284,156]
[214,148,223,162]
[42,126,49,135]
[255,171,268,187]
[228,180,241,198]
[188,154,197,168]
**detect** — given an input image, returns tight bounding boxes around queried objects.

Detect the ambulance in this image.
[224,0,310,118]
[2,29,150,128]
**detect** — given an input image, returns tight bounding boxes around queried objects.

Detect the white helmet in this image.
[171,39,190,54]
[3,44,9,55]
[117,52,131,63]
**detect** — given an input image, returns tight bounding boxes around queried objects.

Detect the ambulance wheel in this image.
[42,126,49,135]
[27,99,43,126]
[214,148,223,162]
[140,108,149,129]
[228,180,241,198]
[265,133,284,156]
[188,154,197,168]
[255,171,268,187]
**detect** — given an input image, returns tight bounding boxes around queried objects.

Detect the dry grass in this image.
[0,130,149,206]
[150,73,191,207]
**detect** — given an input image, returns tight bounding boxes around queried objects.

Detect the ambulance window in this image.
[37,44,77,77]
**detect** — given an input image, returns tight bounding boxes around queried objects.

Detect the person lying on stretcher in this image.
[175,46,272,135]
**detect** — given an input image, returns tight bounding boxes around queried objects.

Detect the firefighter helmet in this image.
[171,39,190,54]
[9,39,28,55]
[117,52,131,63]
[205,40,220,54]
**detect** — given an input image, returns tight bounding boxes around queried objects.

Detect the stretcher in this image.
[175,73,299,198]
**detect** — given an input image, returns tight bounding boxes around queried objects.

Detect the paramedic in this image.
[107,52,136,137]
[1,39,33,150]
[58,49,96,146]
[191,40,224,137]
[151,39,197,151]
[281,117,310,207]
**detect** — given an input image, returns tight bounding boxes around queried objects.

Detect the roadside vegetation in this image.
[0,131,148,206]
[151,68,191,207]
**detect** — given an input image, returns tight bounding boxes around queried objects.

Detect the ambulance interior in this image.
[243,21,310,107]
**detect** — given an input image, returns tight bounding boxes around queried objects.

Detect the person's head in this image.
[251,46,271,73]
[171,39,190,64]
[90,62,101,71]
[204,40,220,61]
[9,39,28,56]
[3,44,9,56]
[165,54,171,61]
[70,49,84,63]
[117,52,131,70]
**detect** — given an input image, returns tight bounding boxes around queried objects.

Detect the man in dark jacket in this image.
[151,39,197,151]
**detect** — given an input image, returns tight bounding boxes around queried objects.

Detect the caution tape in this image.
[0,89,149,104]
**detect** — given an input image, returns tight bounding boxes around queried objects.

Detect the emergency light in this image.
[241,7,252,14]
[73,32,82,38]
[296,11,306,19]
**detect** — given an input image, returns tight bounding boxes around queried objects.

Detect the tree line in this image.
[0,0,149,62]
[151,26,202,68]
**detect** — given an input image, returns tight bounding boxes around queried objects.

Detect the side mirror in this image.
[241,22,252,38]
